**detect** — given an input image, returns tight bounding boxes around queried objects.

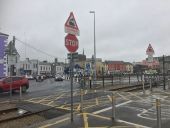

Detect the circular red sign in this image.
[65,34,79,53]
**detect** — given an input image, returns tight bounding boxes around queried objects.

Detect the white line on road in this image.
[117,92,129,100]
[93,100,132,114]
[117,119,151,128]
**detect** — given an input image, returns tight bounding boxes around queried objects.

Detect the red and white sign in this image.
[65,12,80,36]
[65,34,79,53]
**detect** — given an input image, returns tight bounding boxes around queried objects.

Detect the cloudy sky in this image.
[0,0,170,62]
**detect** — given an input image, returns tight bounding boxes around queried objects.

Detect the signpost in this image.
[65,12,80,36]
[65,12,79,122]
[65,34,79,53]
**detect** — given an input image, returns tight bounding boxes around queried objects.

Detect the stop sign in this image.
[65,34,79,53]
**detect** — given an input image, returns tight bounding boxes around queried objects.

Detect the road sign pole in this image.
[10,77,12,100]
[150,78,152,92]
[156,98,161,128]
[80,89,83,113]
[19,86,22,101]
[70,53,74,122]
[142,74,145,95]
[112,92,116,120]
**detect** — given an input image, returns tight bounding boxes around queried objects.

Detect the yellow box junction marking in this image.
[38,117,70,128]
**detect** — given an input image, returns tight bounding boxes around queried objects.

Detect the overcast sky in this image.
[0,0,170,62]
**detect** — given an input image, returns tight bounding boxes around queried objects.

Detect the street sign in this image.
[65,12,80,36]
[65,34,79,53]
[86,63,91,70]
[67,52,78,59]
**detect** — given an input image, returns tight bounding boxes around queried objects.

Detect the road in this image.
[0,78,80,102]
[0,78,170,128]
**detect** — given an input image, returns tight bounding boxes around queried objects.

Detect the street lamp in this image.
[90,11,96,84]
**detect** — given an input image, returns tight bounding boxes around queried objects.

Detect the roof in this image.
[0,32,9,37]
[146,44,154,55]
[105,61,124,64]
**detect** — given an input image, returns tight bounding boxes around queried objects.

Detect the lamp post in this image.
[90,11,96,84]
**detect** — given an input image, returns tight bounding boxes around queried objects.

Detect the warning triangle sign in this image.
[65,12,80,36]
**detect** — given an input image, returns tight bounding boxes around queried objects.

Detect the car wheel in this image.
[21,85,27,93]
[0,88,3,93]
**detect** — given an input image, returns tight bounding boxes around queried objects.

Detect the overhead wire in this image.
[15,37,67,61]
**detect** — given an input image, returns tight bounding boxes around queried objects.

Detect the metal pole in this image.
[128,73,131,85]
[142,74,145,95]
[150,78,152,92]
[112,75,113,86]
[10,77,12,100]
[70,53,73,122]
[80,89,83,113]
[102,67,104,88]
[163,55,166,90]
[19,86,22,101]
[112,92,116,120]
[90,11,96,84]
[156,98,161,128]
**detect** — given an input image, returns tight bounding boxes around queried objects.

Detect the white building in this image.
[19,58,38,75]
[38,61,51,75]
[56,65,64,75]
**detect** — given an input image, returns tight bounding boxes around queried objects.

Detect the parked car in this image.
[54,75,63,81]
[36,75,44,82]
[0,76,29,93]
[25,75,34,80]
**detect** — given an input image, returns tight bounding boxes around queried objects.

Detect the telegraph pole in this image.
[163,55,165,90]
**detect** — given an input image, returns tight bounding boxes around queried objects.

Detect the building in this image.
[51,58,65,76]
[105,61,126,74]
[85,58,104,76]
[5,37,20,76]
[0,32,8,77]
[124,62,133,73]
[140,44,159,73]
[154,56,170,74]
[38,61,51,75]
[19,58,38,76]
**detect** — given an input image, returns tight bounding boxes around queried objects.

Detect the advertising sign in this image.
[0,33,8,77]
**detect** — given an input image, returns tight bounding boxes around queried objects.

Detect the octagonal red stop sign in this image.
[65,34,79,53]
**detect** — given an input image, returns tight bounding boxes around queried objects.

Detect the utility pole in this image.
[163,55,166,90]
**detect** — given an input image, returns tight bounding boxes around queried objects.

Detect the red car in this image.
[0,76,29,93]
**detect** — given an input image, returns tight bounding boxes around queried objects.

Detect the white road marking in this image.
[117,92,129,100]
[93,100,132,114]
[117,119,151,128]
[128,92,144,100]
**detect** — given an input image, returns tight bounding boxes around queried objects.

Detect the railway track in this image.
[109,82,156,92]
[0,103,70,128]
